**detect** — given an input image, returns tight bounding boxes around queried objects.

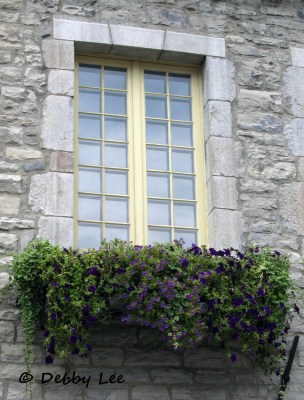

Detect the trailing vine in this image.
[3,238,297,375]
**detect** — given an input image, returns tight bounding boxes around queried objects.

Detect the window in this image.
[74,56,207,248]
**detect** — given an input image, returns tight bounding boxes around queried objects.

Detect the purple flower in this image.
[190,244,202,255]
[232,298,243,308]
[70,335,77,344]
[88,267,99,276]
[88,285,96,293]
[215,263,225,274]
[50,312,56,320]
[50,281,58,287]
[72,348,80,355]
[232,332,240,341]
[53,265,60,273]
[43,330,50,338]
[86,343,92,351]
[64,295,71,302]
[257,287,265,297]
[45,355,53,364]
[230,353,237,363]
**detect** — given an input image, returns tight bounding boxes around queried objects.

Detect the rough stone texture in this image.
[29,172,73,217]
[0,233,17,253]
[0,174,22,194]
[204,100,232,140]
[207,176,238,212]
[279,183,304,236]
[0,195,20,216]
[284,118,304,156]
[131,385,170,400]
[37,216,73,247]
[6,147,42,160]
[283,67,304,117]
[50,151,74,172]
[41,95,74,151]
[48,69,74,96]
[42,39,74,70]
[0,272,9,289]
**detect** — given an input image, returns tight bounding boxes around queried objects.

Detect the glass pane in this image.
[173,175,195,200]
[149,227,171,244]
[105,92,126,115]
[148,200,171,225]
[171,123,193,147]
[79,114,101,139]
[78,195,102,221]
[169,74,191,96]
[79,64,101,88]
[172,149,194,173]
[79,168,101,193]
[146,120,168,144]
[174,202,196,227]
[106,197,128,223]
[146,146,169,171]
[174,230,197,247]
[147,173,170,198]
[106,224,129,241]
[79,141,102,166]
[105,170,128,195]
[78,223,102,249]
[104,67,126,90]
[105,117,127,141]
[146,96,167,119]
[79,89,101,113]
[170,98,191,121]
[105,144,127,168]
[144,71,166,93]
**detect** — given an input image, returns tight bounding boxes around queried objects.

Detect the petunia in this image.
[45,355,53,364]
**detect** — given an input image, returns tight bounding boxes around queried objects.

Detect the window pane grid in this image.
[77,63,129,245]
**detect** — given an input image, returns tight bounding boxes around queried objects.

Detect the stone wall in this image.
[0,0,304,399]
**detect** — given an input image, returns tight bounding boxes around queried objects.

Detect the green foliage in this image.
[5,239,296,375]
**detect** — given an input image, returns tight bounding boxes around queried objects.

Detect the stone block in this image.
[6,147,42,160]
[89,324,137,346]
[42,39,74,70]
[204,101,232,140]
[195,371,230,384]
[115,368,150,383]
[125,349,181,367]
[164,31,225,57]
[279,183,304,236]
[291,47,304,68]
[29,172,73,217]
[0,161,19,172]
[151,368,193,384]
[6,382,41,400]
[238,89,282,113]
[172,387,226,400]
[91,348,124,367]
[207,176,238,213]
[53,17,111,45]
[205,137,239,179]
[0,256,13,266]
[50,151,74,172]
[42,95,73,151]
[84,388,128,400]
[132,385,170,400]
[111,24,164,51]
[0,233,17,253]
[0,217,35,230]
[19,230,35,251]
[24,67,46,94]
[0,195,20,216]
[0,126,23,144]
[238,112,282,133]
[1,343,42,363]
[45,388,82,400]
[0,305,20,320]
[240,179,276,194]
[23,161,45,171]
[0,272,9,289]
[283,67,304,117]
[208,209,242,249]
[284,118,304,156]
[203,57,236,105]
[0,174,22,193]
[247,161,296,181]
[37,216,73,247]
[298,156,304,180]
[48,69,74,96]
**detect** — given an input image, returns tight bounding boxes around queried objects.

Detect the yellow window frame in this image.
[74,55,207,247]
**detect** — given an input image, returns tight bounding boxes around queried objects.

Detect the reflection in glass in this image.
[146,146,169,171]
[147,173,170,198]
[105,117,127,141]
[173,175,195,200]
[174,230,197,247]
[106,224,129,241]
[174,202,196,227]
[105,92,126,115]
[79,141,102,166]
[79,167,101,193]
[170,98,191,121]
[79,114,102,139]
[105,144,127,168]
[146,120,168,144]
[104,67,126,90]
[171,123,193,147]
[172,149,194,173]
[106,197,128,222]
[78,195,102,221]
[146,96,167,119]
[79,64,101,88]
[169,74,191,96]
[149,227,171,244]
[105,170,128,195]
[144,71,166,93]
[78,223,102,248]
[148,200,170,225]
[79,89,101,113]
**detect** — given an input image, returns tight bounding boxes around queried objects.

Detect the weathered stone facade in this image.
[0,0,304,399]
